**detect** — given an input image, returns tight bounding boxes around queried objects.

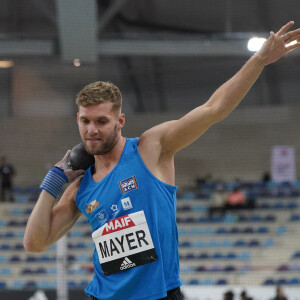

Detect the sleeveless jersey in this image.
[75,138,181,300]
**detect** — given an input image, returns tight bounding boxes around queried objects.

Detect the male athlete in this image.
[24,22,300,300]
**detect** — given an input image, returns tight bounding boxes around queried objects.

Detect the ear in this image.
[118,113,125,129]
[76,112,80,124]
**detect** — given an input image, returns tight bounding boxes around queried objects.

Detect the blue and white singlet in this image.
[76,137,181,300]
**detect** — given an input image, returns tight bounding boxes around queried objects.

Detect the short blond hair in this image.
[76,81,122,111]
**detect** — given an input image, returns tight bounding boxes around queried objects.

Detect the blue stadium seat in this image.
[250,215,262,222]
[189,228,202,235]
[215,227,227,234]
[226,252,237,260]
[195,266,206,272]
[36,267,47,274]
[220,240,233,247]
[193,241,205,248]
[24,281,37,289]
[0,244,11,250]
[10,255,21,262]
[0,268,11,275]
[264,214,276,222]
[276,226,287,235]
[238,252,251,260]
[277,278,288,285]
[262,239,274,247]
[37,281,53,289]
[286,202,297,209]
[68,231,83,237]
[200,278,215,285]
[26,256,37,262]
[292,251,300,259]
[212,252,224,259]
[263,278,275,285]
[288,278,300,285]
[76,254,90,262]
[0,282,7,289]
[216,279,228,285]
[0,255,8,263]
[14,243,24,250]
[188,279,200,285]
[257,227,268,234]
[180,241,192,248]
[234,240,246,247]
[12,280,24,289]
[47,268,57,275]
[289,214,300,222]
[202,227,214,235]
[198,252,209,259]
[230,227,240,234]
[242,227,254,234]
[223,265,236,272]
[185,253,196,260]
[248,239,260,247]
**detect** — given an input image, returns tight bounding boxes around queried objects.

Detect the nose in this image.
[87,122,98,135]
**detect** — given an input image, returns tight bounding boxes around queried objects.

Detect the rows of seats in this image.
[0,181,299,289]
[179,238,274,248]
[178,225,286,235]
[180,251,251,260]
[181,278,228,285]
[263,278,300,285]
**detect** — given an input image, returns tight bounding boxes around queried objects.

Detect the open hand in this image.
[257,21,300,66]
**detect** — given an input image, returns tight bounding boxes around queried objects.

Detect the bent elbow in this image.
[23,237,46,253]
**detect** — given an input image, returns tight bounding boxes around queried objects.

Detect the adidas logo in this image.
[120,257,136,270]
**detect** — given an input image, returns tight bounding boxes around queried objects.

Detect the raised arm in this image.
[160,21,300,154]
[23,153,84,253]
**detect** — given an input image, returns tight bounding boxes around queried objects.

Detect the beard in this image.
[85,124,119,155]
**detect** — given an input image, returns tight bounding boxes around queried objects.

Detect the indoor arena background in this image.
[0,1,300,299]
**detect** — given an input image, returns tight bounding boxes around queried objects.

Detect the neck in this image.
[93,136,126,171]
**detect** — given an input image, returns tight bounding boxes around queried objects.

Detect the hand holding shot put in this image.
[24,21,300,300]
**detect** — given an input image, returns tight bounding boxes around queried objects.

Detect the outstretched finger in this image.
[285,41,300,52]
[283,30,300,44]
[276,21,295,36]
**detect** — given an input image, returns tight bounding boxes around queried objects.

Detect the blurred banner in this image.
[271,146,296,183]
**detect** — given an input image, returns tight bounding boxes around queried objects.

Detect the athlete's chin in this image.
[84,142,102,155]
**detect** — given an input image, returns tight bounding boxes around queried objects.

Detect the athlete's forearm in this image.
[204,53,264,123]
[23,190,57,253]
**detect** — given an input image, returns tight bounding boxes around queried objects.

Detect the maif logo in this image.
[119,176,138,194]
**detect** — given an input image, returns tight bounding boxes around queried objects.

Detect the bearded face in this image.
[77,102,125,156]
[85,123,119,155]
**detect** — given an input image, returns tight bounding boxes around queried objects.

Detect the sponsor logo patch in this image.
[120,257,136,270]
[96,209,109,226]
[86,200,99,213]
[121,197,133,211]
[119,176,138,194]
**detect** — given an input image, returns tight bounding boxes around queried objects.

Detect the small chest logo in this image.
[119,176,138,194]
[121,197,133,211]
[86,200,99,213]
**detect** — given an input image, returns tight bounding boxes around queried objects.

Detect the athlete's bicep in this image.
[159,104,216,154]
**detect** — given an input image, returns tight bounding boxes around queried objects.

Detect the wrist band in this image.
[39,166,69,198]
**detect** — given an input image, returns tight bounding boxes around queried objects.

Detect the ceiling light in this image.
[247,37,267,52]
[0,60,14,68]
[73,59,81,67]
